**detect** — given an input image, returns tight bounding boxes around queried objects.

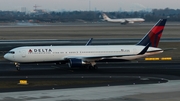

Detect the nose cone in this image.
[4,53,13,61]
[4,54,9,60]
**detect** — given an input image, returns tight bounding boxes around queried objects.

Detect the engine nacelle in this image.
[68,59,86,68]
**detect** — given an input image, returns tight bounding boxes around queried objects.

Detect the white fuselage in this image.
[4,45,163,63]
[105,18,145,23]
[102,14,145,23]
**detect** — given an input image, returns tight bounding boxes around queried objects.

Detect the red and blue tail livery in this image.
[137,19,167,47]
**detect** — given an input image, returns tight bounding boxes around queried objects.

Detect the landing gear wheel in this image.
[93,65,98,70]
[88,65,98,70]
[16,67,20,71]
[91,65,98,70]
[87,65,92,70]
[86,63,98,70]
[15,62,20,71]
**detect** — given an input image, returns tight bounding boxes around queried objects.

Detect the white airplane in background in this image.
[4,19,166,71]
[102,13,145,24]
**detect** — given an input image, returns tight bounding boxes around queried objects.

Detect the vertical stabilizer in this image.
[102,13,111,21]
[137,19,167,47]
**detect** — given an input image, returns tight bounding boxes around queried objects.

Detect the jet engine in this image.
[68,58,87,68]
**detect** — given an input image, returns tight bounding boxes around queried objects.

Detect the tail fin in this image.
[137,19,167,47]
[102,13,111,21]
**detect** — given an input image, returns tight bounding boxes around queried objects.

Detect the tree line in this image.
[0,8,180,22]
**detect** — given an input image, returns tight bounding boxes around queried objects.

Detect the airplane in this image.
[4,19,166,71]
[102,13,145,24]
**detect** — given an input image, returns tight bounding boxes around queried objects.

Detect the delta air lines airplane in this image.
[4,19,166,70]
[102,13,145,24]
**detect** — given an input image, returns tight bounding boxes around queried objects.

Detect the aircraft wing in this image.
[119,19,129,24]
[64,54,137,62]
[65,54,136,59]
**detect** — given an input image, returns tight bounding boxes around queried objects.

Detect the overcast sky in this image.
[0,0,179,11]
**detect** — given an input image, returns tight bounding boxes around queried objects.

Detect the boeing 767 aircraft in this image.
[102,13,145,24]
[4,19,166,71]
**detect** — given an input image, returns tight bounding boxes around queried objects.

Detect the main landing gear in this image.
[87,64,98,70]
[88,61,98,70]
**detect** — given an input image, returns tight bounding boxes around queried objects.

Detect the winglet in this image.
[137,19,167,47]
[85,38,93,46]
[138,43,151,55]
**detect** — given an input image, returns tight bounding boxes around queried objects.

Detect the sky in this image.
[0,0,179,12]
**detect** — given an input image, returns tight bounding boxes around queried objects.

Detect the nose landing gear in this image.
[15,62,20,71]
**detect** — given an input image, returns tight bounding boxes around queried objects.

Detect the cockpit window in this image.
[7,51,15,54]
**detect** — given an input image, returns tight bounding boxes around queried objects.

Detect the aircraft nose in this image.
[4,53,13,61]
[3,54,9,60]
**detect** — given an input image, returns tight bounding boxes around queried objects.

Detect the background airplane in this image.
[102,13,145,24]
[4,19,166,71]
